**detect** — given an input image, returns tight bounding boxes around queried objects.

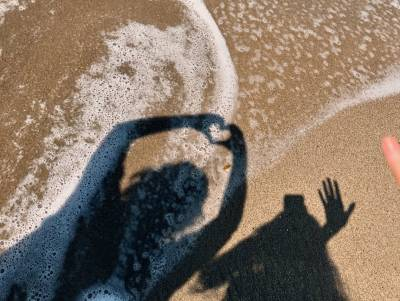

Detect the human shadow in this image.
[1,114,247,301]
[196,179,355,301]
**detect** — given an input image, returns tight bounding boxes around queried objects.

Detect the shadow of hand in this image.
[319,178,355,237]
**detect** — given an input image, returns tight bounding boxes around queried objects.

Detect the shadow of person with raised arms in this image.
[3,114,247,301]
[197,178,355,301]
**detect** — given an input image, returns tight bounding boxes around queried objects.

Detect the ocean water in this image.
[0,0,400,299]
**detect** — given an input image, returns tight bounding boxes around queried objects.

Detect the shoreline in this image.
[173,96,400,300]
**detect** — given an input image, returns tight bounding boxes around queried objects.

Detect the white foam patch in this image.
[391,0,400,9]
[180,0,238,116]
[0,0,22,24]
[0,1,238,299]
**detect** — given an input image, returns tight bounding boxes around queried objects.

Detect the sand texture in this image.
[0,0,399,300]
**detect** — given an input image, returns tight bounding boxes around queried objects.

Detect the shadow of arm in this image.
[73,114,226,206]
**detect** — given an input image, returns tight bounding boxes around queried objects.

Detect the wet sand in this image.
[1,0,400,299]
[0,0,185,210]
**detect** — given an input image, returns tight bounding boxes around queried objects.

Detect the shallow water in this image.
[0,0,400,299]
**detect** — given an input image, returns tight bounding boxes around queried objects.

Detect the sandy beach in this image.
[0,0,400,299]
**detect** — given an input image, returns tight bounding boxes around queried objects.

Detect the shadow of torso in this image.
[200,205,347,301]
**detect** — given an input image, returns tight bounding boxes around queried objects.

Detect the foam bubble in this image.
[78,285,129,301]
[0,0,19,24]
[391,0,400,9]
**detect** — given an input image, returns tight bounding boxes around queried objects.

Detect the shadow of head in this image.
[283,194,306,213]
[121,161,209,232]
[117,161,211,294]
